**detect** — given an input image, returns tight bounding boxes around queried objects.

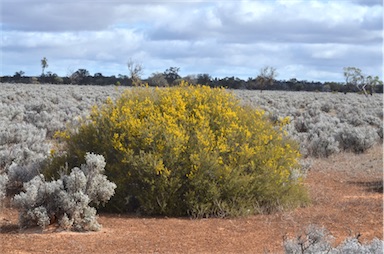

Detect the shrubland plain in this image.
[0,83,383,253]
[1,83,382,166]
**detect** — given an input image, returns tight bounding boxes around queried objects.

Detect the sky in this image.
[1,0,383,82]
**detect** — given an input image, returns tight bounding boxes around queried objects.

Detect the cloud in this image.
[351,0,382,6]
[147,0,382,45]
[1,0,382,82]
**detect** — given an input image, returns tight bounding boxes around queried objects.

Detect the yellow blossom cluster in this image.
[50,82,308,216]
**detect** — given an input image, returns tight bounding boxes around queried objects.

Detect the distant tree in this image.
[197,73,211,86]
[245,77,257,90]
[46,72,63,84]
[375,83,383,93]
[93,73,105,86]
[294,83,304,91]
[14,70,25,79]
[54,75,63,84]
[182,74,197,85]
[164,67,181,85]
[285,78,297,91]
[118,74,128,79]
[221,76,245,89]
[365,75,383,95]
[343,67,365,94]
[324,82,343,92]
[127,58,143,86]
[41,57,48,76]
[256,66,277,92]
[343,67,382,96]
[70,69,90,85]
[13,71,25,83]
[147,72,168,87]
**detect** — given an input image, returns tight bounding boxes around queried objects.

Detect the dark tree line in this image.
[1,68,382,94]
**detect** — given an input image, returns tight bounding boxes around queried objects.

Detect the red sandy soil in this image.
[1,145,382,253]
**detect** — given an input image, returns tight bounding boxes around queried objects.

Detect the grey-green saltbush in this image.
[307,132,340,157]
[235,90,382,157]
[284,225,332,253]
[0,84,122,174]
[0,123,49,168]
[0,173,8,206]
[6,162,41,194]
[337,126,379,153]
[284,224,383,254]
[12,153,116,231]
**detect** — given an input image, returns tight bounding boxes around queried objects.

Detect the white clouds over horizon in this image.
[1,0,382,82]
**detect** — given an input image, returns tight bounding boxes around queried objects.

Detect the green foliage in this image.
[47,82,308,216]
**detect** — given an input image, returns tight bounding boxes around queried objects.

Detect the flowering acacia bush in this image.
[49,83,308,217]
[13,153,116,231]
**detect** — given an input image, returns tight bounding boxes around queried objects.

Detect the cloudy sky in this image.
[1,0,382,82]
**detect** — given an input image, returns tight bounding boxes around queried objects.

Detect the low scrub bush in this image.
[306,120,341,157]
[307,133,340,157]
[0,123,50,168]
[336,126,379,153]
[48,83,308,217]
[6,162,41,195]
[0,173,8,207]
[13,153,116,231]
[284,224,383,253]
[236,90,383,157]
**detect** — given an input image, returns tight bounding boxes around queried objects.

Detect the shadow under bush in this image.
[44,83,309,217]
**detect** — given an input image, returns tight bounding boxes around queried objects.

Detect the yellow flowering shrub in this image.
[46,82,308,216]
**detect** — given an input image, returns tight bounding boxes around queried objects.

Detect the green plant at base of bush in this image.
[47,82,308,216]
